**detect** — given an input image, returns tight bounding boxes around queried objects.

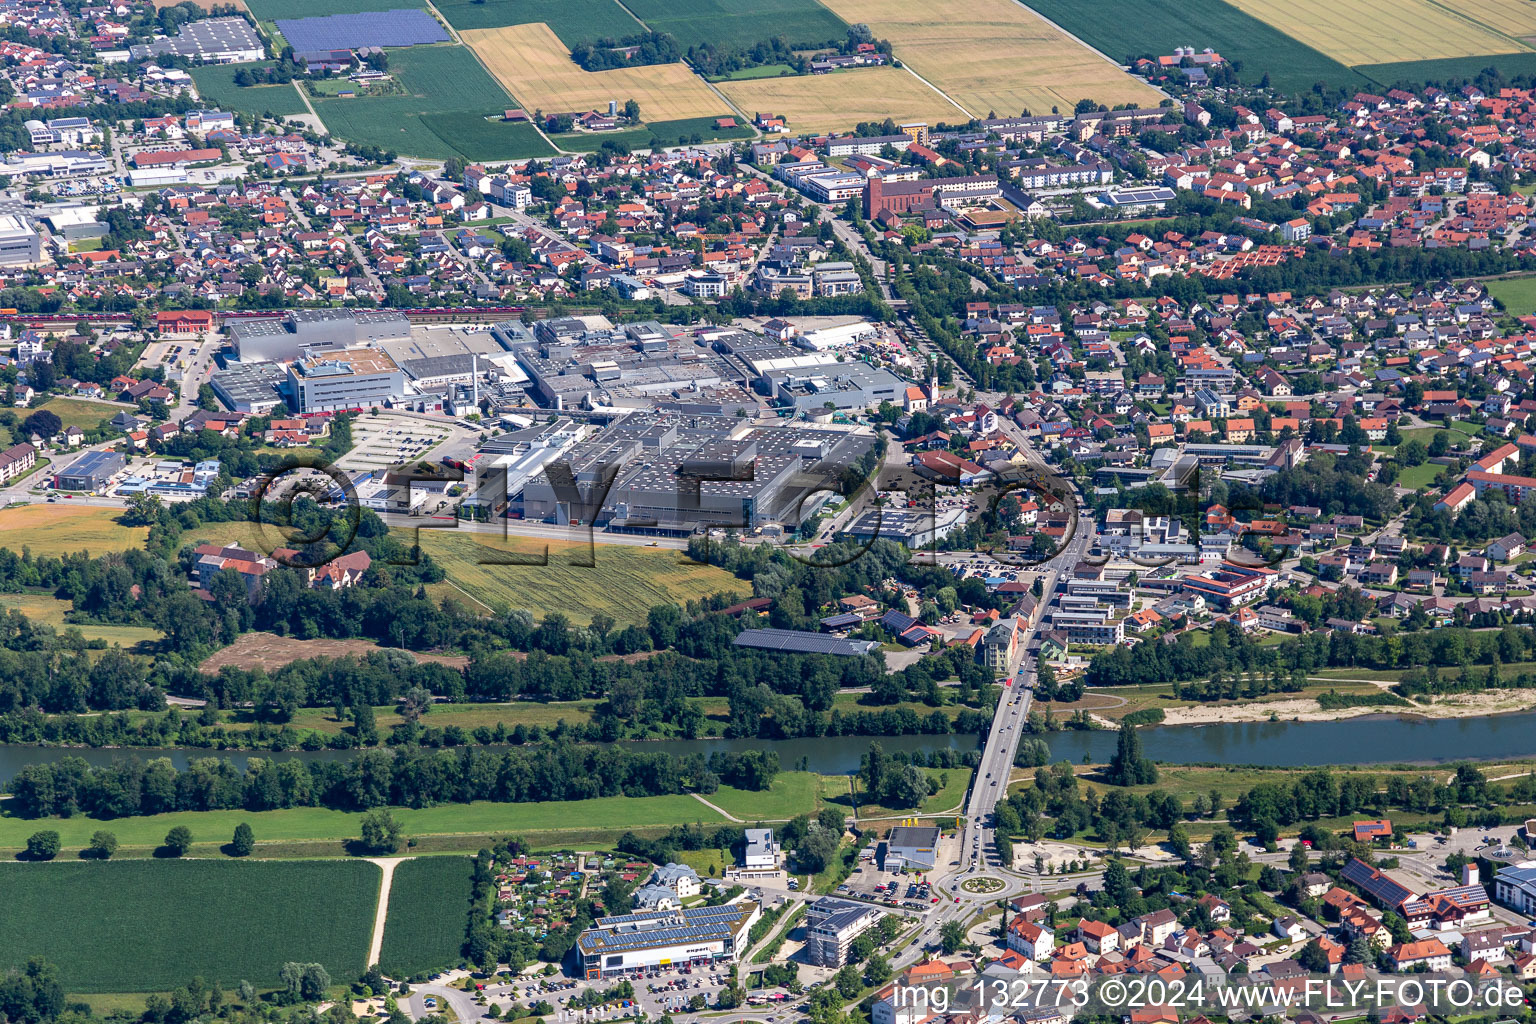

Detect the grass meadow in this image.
[1488,274,1536,316]
[0,860,377,991]
[190,63,308,117]
[378,856,475,977]
[35,397,123,430]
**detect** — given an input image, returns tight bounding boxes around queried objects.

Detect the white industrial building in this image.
[884,825,941,872]
[285,347,406,412]
[1494,862,1536,915]
[0,215,42,266]
[576,903,760,980]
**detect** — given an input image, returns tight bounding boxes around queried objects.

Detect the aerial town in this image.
[5,3,1536,1024]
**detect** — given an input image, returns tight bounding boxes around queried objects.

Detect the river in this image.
[0,711,1534,785]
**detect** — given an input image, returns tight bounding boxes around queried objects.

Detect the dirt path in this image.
[367,856,411,969]
[691,793,742,822]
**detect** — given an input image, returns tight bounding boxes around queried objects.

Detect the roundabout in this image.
[959,875,1006,895]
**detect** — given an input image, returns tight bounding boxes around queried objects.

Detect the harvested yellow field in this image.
[814,0,1158,119]
[462,23,725,121]
[1224,0,1529,63]
[718,68,963,133]
[0,505,147,556]
[1429,0,1536,39]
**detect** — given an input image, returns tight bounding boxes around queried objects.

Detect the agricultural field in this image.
[1357,51,1536,87]
[1222,0,1528,66]
[309,43,559,160]
[462,23,728,123]
[1444,0,1536,38]
[378,856,474,978]
[0,506,147,557]
[243,0,423,20]
[420,531,741,626]
[35,396,122,430]
[432,0,637,44]
[717,67,962,133]
[1017,0,1370,93]
[814,0,1159,120]
[0,592,162,649]
[0,860,377,992]
[623,0,846,49]
[191,63,308,117]
[555,115,754,153]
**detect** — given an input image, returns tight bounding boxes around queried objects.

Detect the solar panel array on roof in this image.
[1342,857,1416,908]
[274,8,448,53]
[576,904,753,955]
[731,628,879,657]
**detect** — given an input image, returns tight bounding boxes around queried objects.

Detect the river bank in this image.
[1144,688,1536,727]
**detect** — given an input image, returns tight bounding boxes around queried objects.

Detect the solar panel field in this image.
[244,0,424,20]
[622,0,848,49]
[275,8,448,51]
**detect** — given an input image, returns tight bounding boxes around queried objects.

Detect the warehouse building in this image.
[230,309,410,361]
[129,16,263,63]
[803,898,884,967]
[211,361,289,414]
[576,903,760,980]
[732,629,879,657]
[54,450,126,492]
[884,825,941,871]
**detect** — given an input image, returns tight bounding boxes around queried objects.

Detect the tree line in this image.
[3,743,781,820]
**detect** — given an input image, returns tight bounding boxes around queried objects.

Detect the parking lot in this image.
[334,414,460,472]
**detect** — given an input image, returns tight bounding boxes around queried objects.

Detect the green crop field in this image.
[310,44,557,159]
[420,532,741,626]
[432,0,637,45]
[1017,0,1371,93]
[244,0,426,20]
[0,860,377,992]
[555,116,755,154]
[190,64,307,117]
[0,796,732,854]
[622,0,846,48]
[1350,53,1536,89]
[378,856,475,977]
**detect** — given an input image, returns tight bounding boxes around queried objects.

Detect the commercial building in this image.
[210,361,289,414]
[54,450,127,492]
[286,348,405,412]
[884,825,941,871]
[770,362,904,413]
[1180,561,1277,609]
[0,215,41,266]
[842,506,966,548]
[229,309,411,362]
[803,898,884,966]
[576,903,760,980]
[130,17,264,63]
[1494,862,1536,916]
